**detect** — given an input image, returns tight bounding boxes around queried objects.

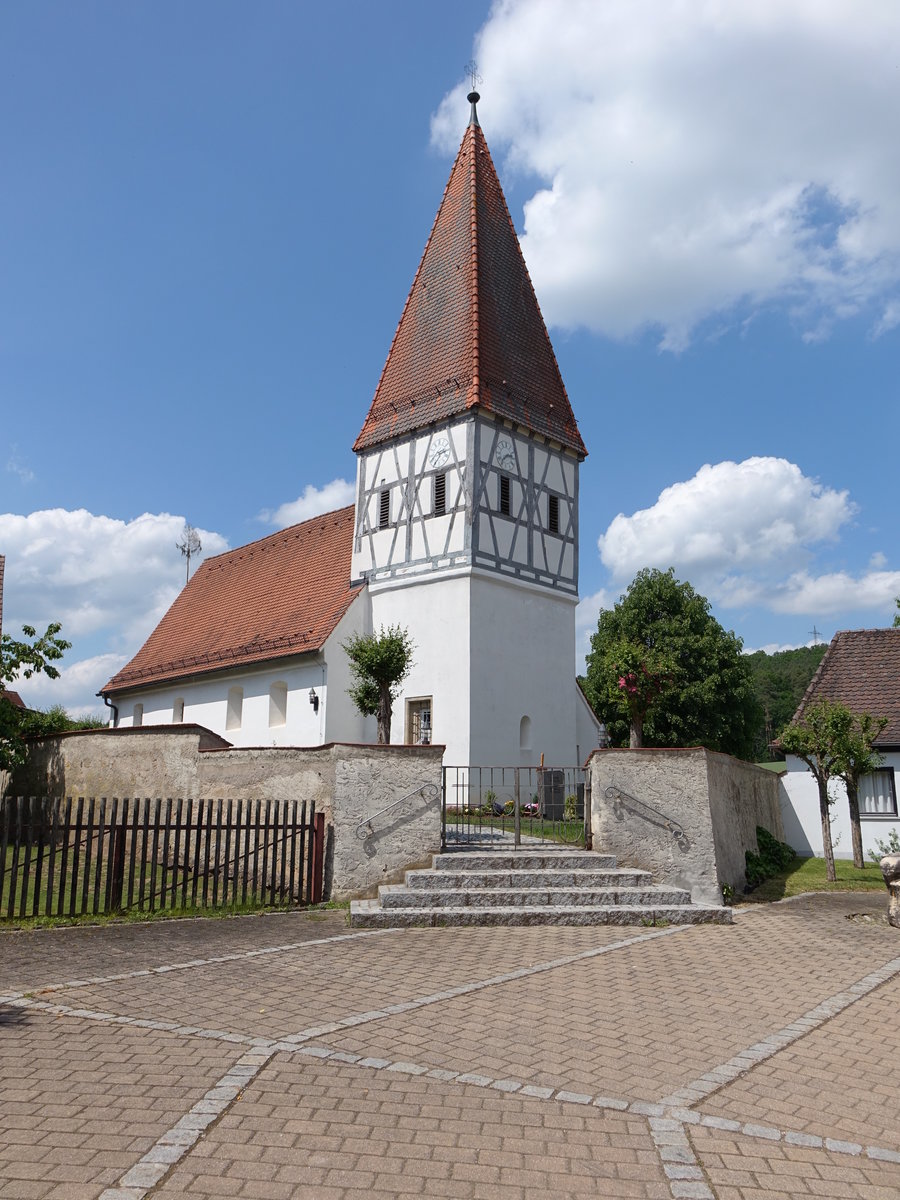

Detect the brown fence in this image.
[0,796,325,921]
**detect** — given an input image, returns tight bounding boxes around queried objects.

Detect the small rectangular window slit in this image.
[548,494,560,533]
[499,474,511,516]
[379,488,390,529]
[434,473,446,515]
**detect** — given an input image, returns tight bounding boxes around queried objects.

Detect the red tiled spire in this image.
[353,94,586,458]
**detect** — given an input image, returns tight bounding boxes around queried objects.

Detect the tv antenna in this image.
[177,523,202,585]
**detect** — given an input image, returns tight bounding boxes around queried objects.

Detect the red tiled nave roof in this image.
[353,99,586,458]
[102,507,360,694]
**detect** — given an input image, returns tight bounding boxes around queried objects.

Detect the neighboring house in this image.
[780,629,900,859]
[100,92,600,765]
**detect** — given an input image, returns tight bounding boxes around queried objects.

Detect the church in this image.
[101,92,599,765]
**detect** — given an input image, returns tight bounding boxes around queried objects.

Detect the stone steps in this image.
[349,850,732,928]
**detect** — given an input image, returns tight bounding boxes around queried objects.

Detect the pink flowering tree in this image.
[610,642,673,748]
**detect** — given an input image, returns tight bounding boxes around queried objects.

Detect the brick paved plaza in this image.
[1,892,899,1200]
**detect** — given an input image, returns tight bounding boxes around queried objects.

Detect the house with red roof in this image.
[780,628,900,859]
[101,93,600,764]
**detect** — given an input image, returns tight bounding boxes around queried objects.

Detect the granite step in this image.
[405,868,654,889]
[349,847,731,927]
[378,884,693,908]
[433,852,618,871]
[350,900,732,928]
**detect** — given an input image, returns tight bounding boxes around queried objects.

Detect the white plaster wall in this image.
[323,591,375,745]
[575,685,600,766]
[112,638,364,750]
[368,572,471,763]
[468,572,578,765]
[780,754,900,859]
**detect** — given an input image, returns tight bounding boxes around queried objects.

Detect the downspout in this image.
[99,692,118,729]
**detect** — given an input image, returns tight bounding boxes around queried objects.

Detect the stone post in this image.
[881,853,900,929]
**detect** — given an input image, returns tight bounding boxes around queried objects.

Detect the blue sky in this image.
[2,0,899,714]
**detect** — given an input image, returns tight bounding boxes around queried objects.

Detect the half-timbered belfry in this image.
[351,91,592,764]
[101,92,597,764]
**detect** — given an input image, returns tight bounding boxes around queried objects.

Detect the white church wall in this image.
[368,572,472,763]
[575,684,601,766]
[780,753,900,860]
[322,593,376,745]
[468,572,578,766]
[114,654,336,748]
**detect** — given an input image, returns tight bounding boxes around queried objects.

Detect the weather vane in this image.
[465,59,482,92]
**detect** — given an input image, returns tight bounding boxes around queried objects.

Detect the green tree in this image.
[342,625,414,744]
[0,622,71,771]
[744,644,827,760]
[584,568,760,756]
[831,710,887,869]
[893,597,900,628]
[778,698,848,882]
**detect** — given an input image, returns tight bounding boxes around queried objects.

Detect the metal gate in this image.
[441,765,590,850]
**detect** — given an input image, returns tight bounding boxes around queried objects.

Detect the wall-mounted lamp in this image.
[308,687,319,714]
[598,722,610,749]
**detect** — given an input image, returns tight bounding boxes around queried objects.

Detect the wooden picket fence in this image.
[0,796,325,920]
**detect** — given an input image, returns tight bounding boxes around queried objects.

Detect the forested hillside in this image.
[745,644,827,760]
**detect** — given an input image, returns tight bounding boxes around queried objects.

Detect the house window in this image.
[269,681,287,728]
[226,686,243,731]
[433,472,446,516]
[172,698,184,723]
[133,703,143,728]
[406,697,432,745]
[499,473,511,516]
[379,488,390,529]
[548,494,560,533]
[859,769,897,816]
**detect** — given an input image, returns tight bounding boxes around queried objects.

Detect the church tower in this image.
[351,92,589,765]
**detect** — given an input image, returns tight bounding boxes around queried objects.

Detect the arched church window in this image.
[172,698,184,723]
[269,681,287,728]
[519,715,532,751]
[226,686,243,731]
[133,703,143,728]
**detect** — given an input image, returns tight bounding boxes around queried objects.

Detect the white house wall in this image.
[322,592,375,745]
[780,752,900,860]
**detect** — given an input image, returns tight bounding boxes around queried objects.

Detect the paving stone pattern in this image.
[1,891,898,1199]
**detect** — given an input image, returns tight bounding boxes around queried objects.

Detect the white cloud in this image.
[259,479,355,529]
[435,0,900,347]
[599,458,854,582]
[595,457,899,620]
[6,446,35,484]
[0,508,229,711]
[14,653,127,720]
[0,508,228,645]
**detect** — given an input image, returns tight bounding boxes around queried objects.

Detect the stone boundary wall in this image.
[587,747,784,906]
[4,726,443,900]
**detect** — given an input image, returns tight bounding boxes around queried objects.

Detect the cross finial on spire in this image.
[465,59,482,126]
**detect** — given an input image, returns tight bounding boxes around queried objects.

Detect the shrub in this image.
[745,826,797,891]
[868,828,900,863]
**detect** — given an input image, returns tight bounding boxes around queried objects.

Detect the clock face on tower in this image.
[495,438,515,471]
[428,437,450,468]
